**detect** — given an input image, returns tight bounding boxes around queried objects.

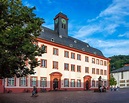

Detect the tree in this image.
[109,55,129,71]
[109,74,117,86]
[0,0,45,78]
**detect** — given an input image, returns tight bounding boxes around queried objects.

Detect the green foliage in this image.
[109,55,129,71]
[0,0,45,78]
[109,74,117,86]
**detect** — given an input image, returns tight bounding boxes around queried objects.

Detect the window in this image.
[8,77,15,86]
[53,48,58,55]
[96,59,99,64]
[64,63,69,70]
[77,54,81,60]
[77,79,81,87]
[85,56,89,62]
[41,45,47,53]
[20,77,27,86]
[104,70,107,75]
[104,61,107,66]
[121,72,123,79]
[62,23,66,29]
[71,64,75,72]
[31,77,37,87]
[92,80,95,87]
[41,59,47,68]
[64,79,69,87]
[64,51,69,58]
[71,52,75,59]
[96,69,99,75]
[85,67,89,73]
[40,77,47,87]
[71,79,75,87]
[53,61,58,69]
[96,81,98,87]
[77,65,81,72]
[92,68,95,74]
[100,60,103,65]
[92,58,95,64]
[100,69,103,75]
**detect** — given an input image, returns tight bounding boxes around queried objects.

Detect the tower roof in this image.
[54,12,68,20]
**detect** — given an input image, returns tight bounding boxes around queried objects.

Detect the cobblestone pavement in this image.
[0,89,129,103]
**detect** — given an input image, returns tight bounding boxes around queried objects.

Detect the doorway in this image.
[50,72,62,90]
[53,78,58,90]
[83,75,92,90]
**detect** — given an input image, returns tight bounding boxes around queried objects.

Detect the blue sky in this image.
[22,0,129,57]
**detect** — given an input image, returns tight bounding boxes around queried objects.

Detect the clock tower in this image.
[54,12,68,37]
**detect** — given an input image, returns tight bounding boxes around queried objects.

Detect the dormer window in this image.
[59,35,62,38]
[69,44,73,47]
[42,28,44,32]
[82,48,85,51]
[51,38,54,42]
[94,52,96,55]
[87,45,89,47]
[74,40,77,43]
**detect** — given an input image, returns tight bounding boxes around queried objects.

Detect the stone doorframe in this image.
[49,72,62,90]
[83,75,92,90]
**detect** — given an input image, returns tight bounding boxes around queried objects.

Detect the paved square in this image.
[0,89,129,103]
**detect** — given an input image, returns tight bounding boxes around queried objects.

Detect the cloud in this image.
[74,25,100,38]
[83,38,129,57]
[74,0,129,38]
[118,32,129,38]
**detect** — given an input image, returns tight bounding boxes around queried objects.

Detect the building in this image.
[111,64,129,88]
[0,12,110,93]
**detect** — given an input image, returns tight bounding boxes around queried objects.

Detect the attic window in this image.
[87,45,89,47]
[94,52,96,55]
[59,35,62,38]
[82,48,85,51]
[74,40,77,43]
[69,44,73,47]
[51,38,54,42]
[42,28,44,32]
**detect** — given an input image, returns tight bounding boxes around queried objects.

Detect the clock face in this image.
[55,19,58,24]
[61,18,66,24]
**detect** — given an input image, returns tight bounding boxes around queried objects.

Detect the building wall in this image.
[1,39,110,93]
[112,71,129,88]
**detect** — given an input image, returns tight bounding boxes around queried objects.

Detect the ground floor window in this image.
[20,77,27,86]
[64,79,69,87]
[40,77,47,87]
[71,79,75,87]
[8,77,15,86]
[77,79,81,87]
[96,81,98,87]
[31,77,37,86]
[92,80,95,87]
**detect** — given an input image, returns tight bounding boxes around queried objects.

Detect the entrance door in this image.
[83,75,92,90]
[50,72,62,90]
[53,78,58,90]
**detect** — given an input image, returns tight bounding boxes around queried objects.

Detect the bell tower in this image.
[54,12,68,37]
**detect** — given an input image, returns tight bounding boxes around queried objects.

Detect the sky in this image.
[22,0,129,57]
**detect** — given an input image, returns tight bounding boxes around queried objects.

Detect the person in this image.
[103,86,106,92]
[31,86,38,97]
[116,86,119,91]
[100,86,103,92]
